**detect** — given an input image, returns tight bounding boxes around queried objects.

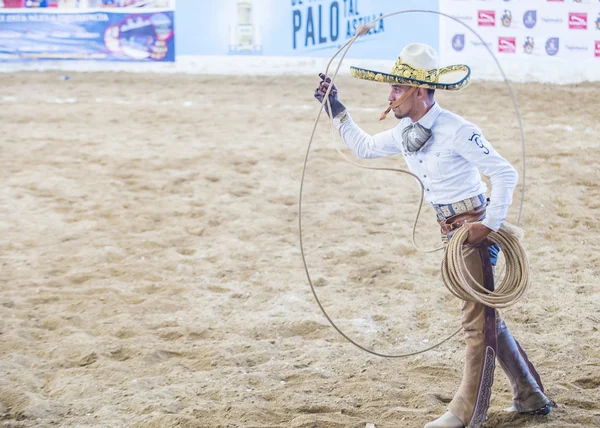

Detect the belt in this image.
[433,194,487,221]
[438,205,487,237]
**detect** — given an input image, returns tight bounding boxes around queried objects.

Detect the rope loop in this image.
[441,224,530,309]
[300,10,528,358]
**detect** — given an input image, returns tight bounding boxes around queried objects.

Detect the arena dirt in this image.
[0,73,598,427]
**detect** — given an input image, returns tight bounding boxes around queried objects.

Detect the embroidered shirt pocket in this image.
[427,149,454,183]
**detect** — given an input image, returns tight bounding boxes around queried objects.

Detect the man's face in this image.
[387,84,415,119]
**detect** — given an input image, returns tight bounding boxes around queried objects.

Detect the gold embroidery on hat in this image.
[349,65,471,92]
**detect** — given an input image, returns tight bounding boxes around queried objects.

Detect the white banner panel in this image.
[439,0,600,83]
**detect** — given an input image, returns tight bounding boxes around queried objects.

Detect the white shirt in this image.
[332,102,518,232]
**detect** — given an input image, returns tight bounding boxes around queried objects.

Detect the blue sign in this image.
[523,10,537,29]
[291,0,386,52]
[545,37,559,56]
[175,0,439,60]
[452,34,465,52]
[0,10,175,61]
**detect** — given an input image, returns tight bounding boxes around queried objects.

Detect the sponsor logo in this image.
[501,10,512,27]
[523,37,535,54]
[471,40,493,47]
[545,37,559,55]
[524,10,537,28]
[452,34,465,51]
[595,41,600,57]
[565,45,588,51]
[569,12,587,29]
[478,10,496,26]
[498,36,516,53]
[452,15,473,21]
[542,17,563,24]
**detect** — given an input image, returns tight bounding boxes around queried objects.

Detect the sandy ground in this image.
[0,72,598,428]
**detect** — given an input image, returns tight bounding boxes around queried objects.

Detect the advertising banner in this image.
[439,0,600,76]
[0,9,175,61]
[177,0,440,60]
[0,1,173,8]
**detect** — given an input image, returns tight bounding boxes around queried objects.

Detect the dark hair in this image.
[426,88,435,98]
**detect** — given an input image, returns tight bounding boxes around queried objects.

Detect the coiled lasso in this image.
[300,10,530,358]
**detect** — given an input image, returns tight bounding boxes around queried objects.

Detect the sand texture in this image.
[0,73,598,427]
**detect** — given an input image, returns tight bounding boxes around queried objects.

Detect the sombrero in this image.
[350,43,471,91]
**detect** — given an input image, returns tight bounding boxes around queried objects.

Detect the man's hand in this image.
[314,73,346,118]
[463,222,493,246]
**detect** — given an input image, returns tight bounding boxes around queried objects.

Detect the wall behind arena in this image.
[176,0,439,58]
[174,0,439,76]
[438,0,600,84]
[1,0,600,83]
[176,0,600,83]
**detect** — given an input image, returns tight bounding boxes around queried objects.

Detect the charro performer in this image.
[313,43,552,428]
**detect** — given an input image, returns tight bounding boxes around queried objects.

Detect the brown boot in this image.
[447,245,497,428]
[496,318,551,414]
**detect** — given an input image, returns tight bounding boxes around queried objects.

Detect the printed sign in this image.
[498,36,516,53]
[545,37,559,56]
[523,10,536,29]
[569,12,587,29]
[291,0,386,52]
[478,10,495,27]
[0,10,175,61]
[452,33,465,51]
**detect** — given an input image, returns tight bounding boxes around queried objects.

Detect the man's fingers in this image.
[318,73,334,84]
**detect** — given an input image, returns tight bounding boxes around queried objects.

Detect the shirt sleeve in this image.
[332,110,402,159]
[453,125,519,232]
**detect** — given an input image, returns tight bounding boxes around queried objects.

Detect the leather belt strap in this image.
[438,205,487,236]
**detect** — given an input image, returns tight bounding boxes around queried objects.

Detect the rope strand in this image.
[300,10,529,358]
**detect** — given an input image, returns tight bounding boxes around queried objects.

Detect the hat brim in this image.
[349,64,471,91]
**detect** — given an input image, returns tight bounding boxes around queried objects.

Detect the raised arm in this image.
[314,74,402,159]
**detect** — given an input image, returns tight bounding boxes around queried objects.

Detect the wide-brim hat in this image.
[350,43,471,91]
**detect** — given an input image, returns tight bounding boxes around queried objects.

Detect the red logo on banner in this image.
[595,41,600,58]
[499,37,516,53]
[569,13,587,29]
[1,0,24,6]
[478,10,496,27]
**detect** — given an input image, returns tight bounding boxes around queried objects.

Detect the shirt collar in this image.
[415,102,441,130]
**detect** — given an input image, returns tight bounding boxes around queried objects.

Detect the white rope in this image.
[299,10,528,358]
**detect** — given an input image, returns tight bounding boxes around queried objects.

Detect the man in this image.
[314,43,552,428]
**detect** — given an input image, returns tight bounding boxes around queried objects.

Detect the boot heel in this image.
[521,402,553,416]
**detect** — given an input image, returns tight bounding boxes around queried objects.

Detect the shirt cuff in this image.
[481,215,502,232]
[332,109,350,130]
